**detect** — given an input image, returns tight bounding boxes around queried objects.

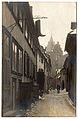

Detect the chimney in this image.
[35,20,45,37]
[71,22,77,30]
[35,20,41,37]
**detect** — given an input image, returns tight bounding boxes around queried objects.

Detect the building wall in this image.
[69,61,76,105]
[2,3,36,114]
[2,2,52,114]
[65,27,76,106]
[2,3,36,66]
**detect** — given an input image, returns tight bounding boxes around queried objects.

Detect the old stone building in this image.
[36,45,52,93]
[2,2,52,115]
[2,2,38,114]
[64,22,76,106]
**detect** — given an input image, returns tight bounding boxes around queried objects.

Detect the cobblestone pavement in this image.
[25,90,76,117]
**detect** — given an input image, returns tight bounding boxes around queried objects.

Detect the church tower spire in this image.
[46,34,55,53]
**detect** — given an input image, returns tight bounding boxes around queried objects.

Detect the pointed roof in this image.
[46,35,55,52]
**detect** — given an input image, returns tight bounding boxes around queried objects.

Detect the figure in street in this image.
[57,84,60,93]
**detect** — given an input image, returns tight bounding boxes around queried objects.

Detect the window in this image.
[28,33,33,49]
[4,32,10,58]
[25,20,28,39]
[24,52,27,76]
[12,41,17,72]
[18,47,23,74]
[24,53,33,79]
[12,38,23,74]
[27,55,29,77]
[7,2,23,31]
[18,7,23,28]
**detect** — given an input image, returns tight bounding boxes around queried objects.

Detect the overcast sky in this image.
[29,2,76,53]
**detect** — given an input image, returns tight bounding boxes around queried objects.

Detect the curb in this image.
[65,96,76,112]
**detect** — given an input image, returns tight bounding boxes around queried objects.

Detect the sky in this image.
[29,2,76,53]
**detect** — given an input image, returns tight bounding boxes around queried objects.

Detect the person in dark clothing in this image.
[37,69,45,97]
[57,84,60,93]
[62,80,64,90]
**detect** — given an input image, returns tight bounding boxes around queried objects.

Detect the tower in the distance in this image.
[46,35,55,53]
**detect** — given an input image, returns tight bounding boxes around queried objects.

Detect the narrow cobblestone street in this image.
[25,90,76,117]
[2,2,77,117]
